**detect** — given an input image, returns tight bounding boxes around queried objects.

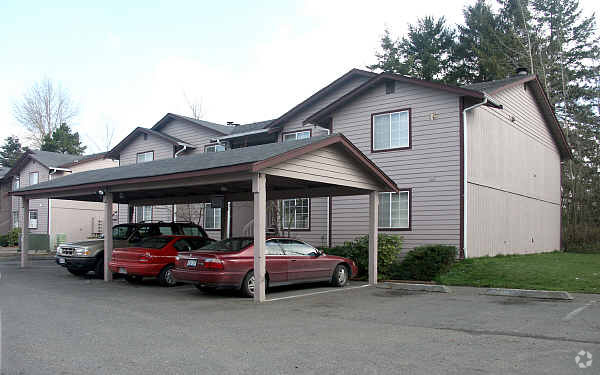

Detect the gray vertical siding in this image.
[466,83,561,256]
[327,81,462,253]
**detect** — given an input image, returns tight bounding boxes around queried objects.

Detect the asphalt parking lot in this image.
[0,258,598,375]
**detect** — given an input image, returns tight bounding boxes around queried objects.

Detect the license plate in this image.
[58,257,65,264]
[118,267,127,274]
[186,259,197,267]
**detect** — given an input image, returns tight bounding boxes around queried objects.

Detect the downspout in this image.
[462,97,488,259]
[174,144,188,158]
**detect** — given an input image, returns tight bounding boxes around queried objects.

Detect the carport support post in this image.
[368,191,378,285]
[20,197,29,268]
[103,192,114,282]
[221,198,229,240]
[252,173,266,303]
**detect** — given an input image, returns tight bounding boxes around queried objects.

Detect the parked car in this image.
[109,235,213,286]
[171,237,358,297]
[56,222,210,278]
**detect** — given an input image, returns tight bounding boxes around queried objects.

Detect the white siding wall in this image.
[467,83,561,257]
[329,81,462,253]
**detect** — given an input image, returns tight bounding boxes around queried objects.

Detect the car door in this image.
[265,240,288,285]
[280,239,326,282]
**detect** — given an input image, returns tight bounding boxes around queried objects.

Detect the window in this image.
[283,130,311,142]
[29,172,39,185]
[372,110,410,151]
[136,206,153,222]
[12,211,19,228]
[136,151,154,163]
[13,177,20,191]
[204,203,221,230]
[378,191,410,229]
[204,144,226,152]
[173,239,194,252]
[28,210,38,229]
[112,225,131,240]
[182,226,202,236]
[278,239,319,256]
[281,198,310,230]
[265,240,285,255]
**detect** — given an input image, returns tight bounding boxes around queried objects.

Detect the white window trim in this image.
[378,191,411,229]
[28,210,38,229]
[203,203,221,230]
[204,144,226,153]
[12,211,19,228]
[13,176,20,190]
[283,130,311,142]
[136,151,154,164]
[29,171,39,186]
[281,198,310,230]
[372,110,410,151]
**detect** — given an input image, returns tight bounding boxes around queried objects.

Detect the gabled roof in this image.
[12,134,398,196]
[266,68,376,130]
[303,72,494,125]
[106,127,195,159]
[151,113,234,135]
[1,150,108,181]
[464,74,571,160]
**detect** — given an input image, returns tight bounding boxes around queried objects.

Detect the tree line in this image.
[368,0,599,250]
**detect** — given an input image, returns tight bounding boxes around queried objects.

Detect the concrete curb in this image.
[376,282,450,293]
[484,288,574,300]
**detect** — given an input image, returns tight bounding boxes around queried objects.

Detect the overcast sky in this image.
[1,0,598,152]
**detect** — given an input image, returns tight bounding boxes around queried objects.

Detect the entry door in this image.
[265,240,288,284]
[280,239,328,281]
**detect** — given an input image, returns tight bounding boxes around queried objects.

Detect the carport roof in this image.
[11,134,398,196]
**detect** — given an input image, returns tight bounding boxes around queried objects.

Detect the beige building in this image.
[0,150,118,249]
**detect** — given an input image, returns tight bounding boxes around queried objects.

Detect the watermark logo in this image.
[575,350,592,369]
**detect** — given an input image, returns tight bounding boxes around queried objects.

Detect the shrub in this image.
[0,234,8,247]
[8,228,20,247]
[391,244,457,281]
[563,223,600,253]
[322,234,403,279]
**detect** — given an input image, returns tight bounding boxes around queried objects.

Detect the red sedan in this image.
[109,235,212,286]
[171,237,358,297]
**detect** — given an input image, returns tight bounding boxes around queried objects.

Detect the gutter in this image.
[462,97,489,259]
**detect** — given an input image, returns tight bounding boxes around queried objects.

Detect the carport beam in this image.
[368,191,378,285]
[20,197,29,268]
[252,173,266,303]
[103,192,114,282]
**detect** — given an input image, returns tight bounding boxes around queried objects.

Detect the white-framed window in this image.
[204,144,226,153]
[378,191,410,229]
[204,203,221,230]
[29,171,39,185]
[28,210,38,229]
[281,198,310,230]
[13,176,20,191]
[283,130,311,142]
[136,151,154,163]
[12,211,19,228]
[372,110,410,151]
[136,206,153,222]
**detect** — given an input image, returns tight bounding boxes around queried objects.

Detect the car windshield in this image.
[199,238,253,252]
[136,237,172,249]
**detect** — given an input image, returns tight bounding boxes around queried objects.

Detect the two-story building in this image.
[0,150,118,248]
[105,68,569,257]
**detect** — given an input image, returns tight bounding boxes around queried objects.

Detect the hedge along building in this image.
[104,68,569,258]
[11,134,398,302]
[0,150,118,248]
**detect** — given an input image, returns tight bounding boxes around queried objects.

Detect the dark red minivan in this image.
[171,237,358,297]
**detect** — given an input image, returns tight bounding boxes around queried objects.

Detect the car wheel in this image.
[332,264,349,287]
[241,271,255,298]
[67,268,88,276]
[94,259,104,279]
[158,264,177,287]
[125,275,143,284]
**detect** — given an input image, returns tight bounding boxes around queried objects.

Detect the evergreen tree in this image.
[40,123,87,155]
[0,136,24,167]
[367,29,407,74]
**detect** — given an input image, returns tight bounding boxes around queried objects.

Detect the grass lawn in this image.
[437,252,600,294]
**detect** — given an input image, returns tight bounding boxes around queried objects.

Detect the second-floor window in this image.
[204,203,221,230]
[13,176,20,191]
[372,109,410,151]
[281,198,310,230]
[29,172,39,185]
[205,144,226,153]
[136,151,154,163]
[283,130,311,142]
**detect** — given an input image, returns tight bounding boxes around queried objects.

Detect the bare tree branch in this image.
[182,91,202,120]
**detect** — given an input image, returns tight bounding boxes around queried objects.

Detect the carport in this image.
[11,134,398,302]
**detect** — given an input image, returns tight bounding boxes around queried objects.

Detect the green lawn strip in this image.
[436,252,600,294]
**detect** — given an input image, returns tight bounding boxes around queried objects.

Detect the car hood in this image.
[61,239,103,247]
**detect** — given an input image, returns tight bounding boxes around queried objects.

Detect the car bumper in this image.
[171,268,244,288]
[109,261,165,277]
[56,256,97,271]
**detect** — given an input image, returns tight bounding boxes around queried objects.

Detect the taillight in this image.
[204,258,224,270]
[139,252,152,263]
